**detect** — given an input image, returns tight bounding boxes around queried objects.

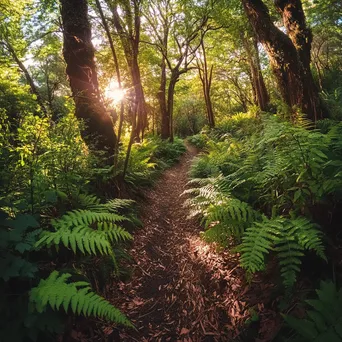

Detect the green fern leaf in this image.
[30,271,132,327]
[284,281,342,341]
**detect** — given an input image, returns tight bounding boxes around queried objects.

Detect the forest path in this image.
[111,144,248,342]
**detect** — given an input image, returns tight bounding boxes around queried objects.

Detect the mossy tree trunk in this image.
[60,0,116,162]
[242,0,323,121]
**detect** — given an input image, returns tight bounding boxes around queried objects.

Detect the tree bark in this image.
[241,0,323,121]
[110,1,147,141]
[159,56,169,139]
[198,40,215,127]
[166,71,178,142]
[60,0,116,161]
[95,0,124,168]
[242,34,269,111]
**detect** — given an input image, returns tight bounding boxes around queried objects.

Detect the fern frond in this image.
[204,198,260,241]
[30,271,132,327]
[87,199,135,213]
[37,208,132,255]
[97,222,133,243]
[74,194,101,209]
[292,217,326,260]
[240,220,279,273]
[240,216,326,287]
[284,281,342,341]
[36,226,113,255]
[52,210,128,229]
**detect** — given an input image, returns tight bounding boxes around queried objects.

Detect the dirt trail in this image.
[110,144,273,341]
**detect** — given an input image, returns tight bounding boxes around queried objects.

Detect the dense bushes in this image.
[0,110,163,340]
[187,110,342,289]
[0,104,187,340]
[115,136,186,188]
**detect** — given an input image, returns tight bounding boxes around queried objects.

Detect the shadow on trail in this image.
[109,144,279,342]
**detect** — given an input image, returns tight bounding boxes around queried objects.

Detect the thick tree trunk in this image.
[242,0,323,121]
[61,0,116,160]
[275,0,322,121]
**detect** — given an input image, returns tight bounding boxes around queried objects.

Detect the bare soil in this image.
[101,144,282,342]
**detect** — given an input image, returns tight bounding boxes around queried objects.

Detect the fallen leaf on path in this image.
[180,328,190,335]
[133,298,144,306]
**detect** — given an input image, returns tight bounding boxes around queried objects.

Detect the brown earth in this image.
[98,144,283,342]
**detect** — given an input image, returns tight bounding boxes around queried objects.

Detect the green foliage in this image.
[213,111,259,140]
[30,271,132,327]
[283,281,342,341]
[321,87,342,120]
[240,216,325,287]
[185,176,260,244]
[0,211,40,282]
[36,208,132,255]
[186,110,342,288]
[188,133,210,149]
[116,136,186,188]
[153,136,187,166]
[174,97,207,137]
[0,194,134,340]
[0,104,135,340]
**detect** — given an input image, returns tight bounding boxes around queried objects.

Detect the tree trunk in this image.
[242,0,323,121]
[60,0,116,161]
[110,1,147,141]
[166,72,178,142]
[243,34,269,111]
[159,56,169,139]
[198,40,215,127]
[252,37,269,110]
[275,0,322,121]
[131,55,147,141]
[95,0,124,168]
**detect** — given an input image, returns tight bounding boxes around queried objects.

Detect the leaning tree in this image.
[242,0,323,121]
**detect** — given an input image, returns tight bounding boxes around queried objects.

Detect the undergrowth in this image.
[187,110,342,289]
[0,111,140,341]
[115,136,186,188]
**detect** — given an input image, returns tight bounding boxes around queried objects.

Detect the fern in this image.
[53,210,129,228]
[74,194,102,208]
[30,271,132,327]
[36,226,113,255]
[36,207,133,255]
[240,216,326,287]
[185,176,260,243]
[75,194,135,213]
[203,198,260,242]
[187,112,336,289]
[284,281,342,341]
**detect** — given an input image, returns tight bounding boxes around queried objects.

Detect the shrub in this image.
[186,112,342,288]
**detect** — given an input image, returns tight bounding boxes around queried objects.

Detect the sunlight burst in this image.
[105,80,125,104]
